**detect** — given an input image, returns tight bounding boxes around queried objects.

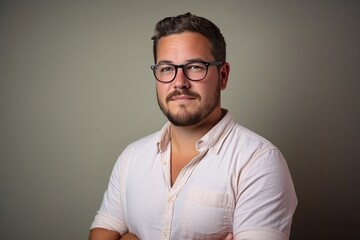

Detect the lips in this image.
[170,95,197,101]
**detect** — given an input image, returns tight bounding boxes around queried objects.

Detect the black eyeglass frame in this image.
[150,61,224,83]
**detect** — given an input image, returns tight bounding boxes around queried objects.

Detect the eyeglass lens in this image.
[154,62,208,82]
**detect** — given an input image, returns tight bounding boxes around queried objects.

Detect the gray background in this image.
[1,1,359,239]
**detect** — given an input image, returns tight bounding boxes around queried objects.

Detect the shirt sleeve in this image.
[234,148,298,240]
[90,152,129,235]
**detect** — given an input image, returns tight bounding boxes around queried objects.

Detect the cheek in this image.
[199,83,218,98]
[156,85,168,101]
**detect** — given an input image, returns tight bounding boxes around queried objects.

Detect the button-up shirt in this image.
[90,111,297,240]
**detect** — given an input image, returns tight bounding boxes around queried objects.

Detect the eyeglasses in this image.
[150,61,223,83]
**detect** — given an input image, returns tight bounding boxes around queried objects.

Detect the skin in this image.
[88,228,120,240]
[89,32,232,240]
[156,32,230,184]
[156,32,228,129]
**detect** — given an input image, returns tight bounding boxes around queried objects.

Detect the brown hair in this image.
[151,12,226,63]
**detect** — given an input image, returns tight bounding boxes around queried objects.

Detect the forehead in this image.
[157,32,214,62]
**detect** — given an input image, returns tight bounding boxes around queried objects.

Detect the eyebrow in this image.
[157,58,207,65]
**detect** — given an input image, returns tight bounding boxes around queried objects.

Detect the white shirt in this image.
[90,111,297,240]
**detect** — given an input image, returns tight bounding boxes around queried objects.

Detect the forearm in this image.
[120,233,139,240]
[89,228,121,240]
[118,232,231,240]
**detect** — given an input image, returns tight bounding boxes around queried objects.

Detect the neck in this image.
[170,108,225,151]
[168,108,226,186]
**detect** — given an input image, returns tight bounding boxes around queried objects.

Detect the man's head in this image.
[151,13,230,127]
[151,12,226,64]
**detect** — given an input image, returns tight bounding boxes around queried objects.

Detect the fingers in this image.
[225,233,234,240]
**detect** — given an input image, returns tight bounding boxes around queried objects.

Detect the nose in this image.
[173,67,190,89]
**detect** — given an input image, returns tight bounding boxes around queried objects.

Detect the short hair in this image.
[151,12,226,63]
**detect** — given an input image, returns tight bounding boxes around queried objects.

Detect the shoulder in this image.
[123,130,161,153]
[219,111,276,150]
[219,122,289,173]
[112,130,162,171]
[230,123,277,150]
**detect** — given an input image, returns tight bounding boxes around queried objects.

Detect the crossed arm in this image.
[89,149,296,240]
[89,228,234,240]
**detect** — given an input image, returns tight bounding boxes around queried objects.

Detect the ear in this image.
[219,62,230,90]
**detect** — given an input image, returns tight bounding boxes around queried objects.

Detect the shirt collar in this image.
[157,109,236,155]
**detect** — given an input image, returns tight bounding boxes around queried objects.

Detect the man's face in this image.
[155,32,228,127]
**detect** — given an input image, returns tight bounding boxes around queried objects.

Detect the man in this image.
[89,13,297,240]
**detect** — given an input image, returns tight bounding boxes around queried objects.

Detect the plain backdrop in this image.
[1,1,359,239]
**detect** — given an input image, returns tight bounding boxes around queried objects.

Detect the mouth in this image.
[170,94,197,101]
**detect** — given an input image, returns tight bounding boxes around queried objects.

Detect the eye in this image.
[186,62,206,72]
[158,65,175,73]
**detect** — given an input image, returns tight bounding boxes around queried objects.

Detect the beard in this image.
[157,84,221,127]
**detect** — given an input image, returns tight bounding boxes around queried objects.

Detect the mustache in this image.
[166,89,201,102]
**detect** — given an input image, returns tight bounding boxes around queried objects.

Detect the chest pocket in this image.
[181,187,234,239]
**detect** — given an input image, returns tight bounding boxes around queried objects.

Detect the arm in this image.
[116,233,233,240]
[233,149,297,239]
[90,153,130,236]
[120,233,139,240]
[89,228,121,240]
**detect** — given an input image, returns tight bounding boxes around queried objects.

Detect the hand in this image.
[120,233,139,240]
[225,233,234,240]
